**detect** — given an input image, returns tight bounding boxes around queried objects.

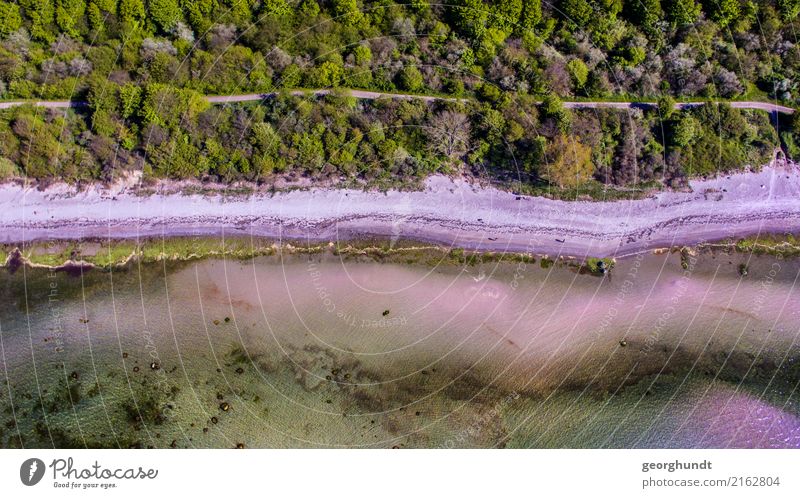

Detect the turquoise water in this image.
[1,249,799,448]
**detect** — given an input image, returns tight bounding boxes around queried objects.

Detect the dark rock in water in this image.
[57,261,93,277]
[224,317,231,323]
[4,248,23,274]
[382,309,390,316]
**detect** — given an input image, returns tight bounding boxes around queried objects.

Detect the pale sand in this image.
[2,160,799,258]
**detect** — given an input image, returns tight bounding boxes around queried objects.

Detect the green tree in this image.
[87,2,104,32]
[0,1,22,37]
[95,0,116,12]
[453,0,489,37]
[55,0,86,37]
[148,0,182,31]
[352,44,371,65]
[666,0,701,25]
[19,0,55,41]
[778,0,800,20]
[0,156,18,179]
[183,0,214,32]
[657,94,676,120]
[119,83,143,119]
[262,0,292,17]
[298,0,320,18]
[398,66,424,92]
[673,114,700,146]
[332,0,362,25]
[119,0,146,24]
[562,0,592,27]
[544,134,594,188]
[140,84,208,128]
[519,0,542,30]
[542,93,572,131]
[294,131,325,171]
[492,0,522,31]
[629,0,662,33]
[567,58,588,88]
[308,61,344,87]
[708,0,739,27]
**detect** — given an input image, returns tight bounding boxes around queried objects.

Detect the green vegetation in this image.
[0,1,793,191]
[585,257,614,274]
[0,94,778,191]
[0,236,599,271]
[2,235,623,277]
[700,233,800,257]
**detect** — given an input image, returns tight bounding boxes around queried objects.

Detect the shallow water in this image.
[1,248,799,448]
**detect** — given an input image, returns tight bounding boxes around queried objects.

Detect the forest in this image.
[0,0,795,193]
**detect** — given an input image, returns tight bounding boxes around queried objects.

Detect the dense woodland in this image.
[0,0,795,192]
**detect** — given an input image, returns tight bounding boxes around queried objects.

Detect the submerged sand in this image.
[2,161,799,258]
[3,252,799,448]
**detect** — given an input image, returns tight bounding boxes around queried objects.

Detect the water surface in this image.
[1,249,799,448]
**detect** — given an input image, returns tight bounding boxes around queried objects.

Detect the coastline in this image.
[2,160,800,260]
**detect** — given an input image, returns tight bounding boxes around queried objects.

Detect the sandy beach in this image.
[2,161,799,259]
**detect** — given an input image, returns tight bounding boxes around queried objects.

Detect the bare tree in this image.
[426,111,471,160]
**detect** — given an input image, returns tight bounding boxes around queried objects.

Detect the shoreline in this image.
[2,233,797,274]
[2,160,800,260]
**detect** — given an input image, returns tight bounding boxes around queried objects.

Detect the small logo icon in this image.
[20,458,45,486]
